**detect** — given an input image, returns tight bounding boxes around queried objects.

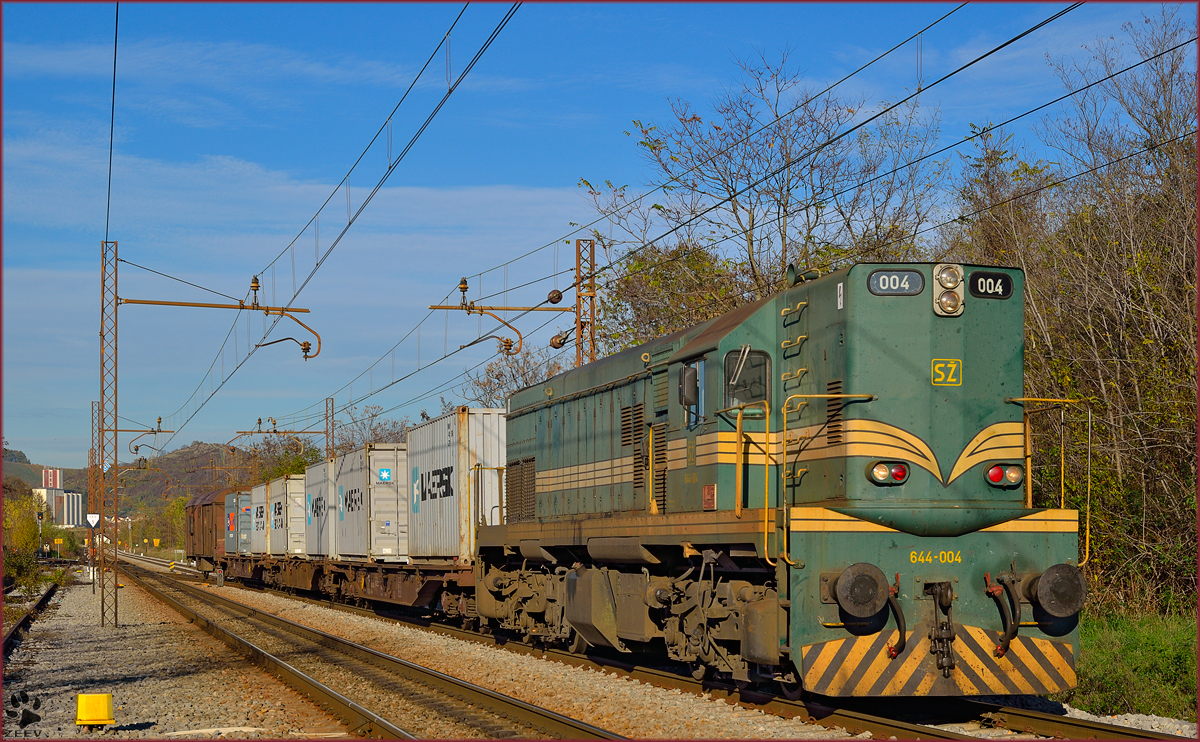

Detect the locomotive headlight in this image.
[937,265,962,289]
[1004,465,1023,484]
[871,463,890,482]
[938,291,961,313]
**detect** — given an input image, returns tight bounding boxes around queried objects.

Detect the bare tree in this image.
[586,50,944,350]
[943,6,1196,611]
[334,405,412,456]
[460,343,566,408]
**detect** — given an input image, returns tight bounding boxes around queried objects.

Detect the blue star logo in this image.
[378,468,392,482]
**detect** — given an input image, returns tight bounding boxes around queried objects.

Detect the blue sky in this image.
[4,2,1191,468]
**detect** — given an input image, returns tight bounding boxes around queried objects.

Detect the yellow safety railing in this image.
[1005,397,1093,566]
[780,393,875,567]
[716,401,772,564]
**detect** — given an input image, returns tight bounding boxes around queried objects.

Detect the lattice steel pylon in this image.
[99,241,119,626]
[575,239,597,366]
[326,397,335,459]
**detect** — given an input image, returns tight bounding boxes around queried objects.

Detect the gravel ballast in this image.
[205,583,851,739]
[2,578,350,739]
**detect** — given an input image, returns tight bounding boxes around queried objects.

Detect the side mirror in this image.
[679,366,699,407]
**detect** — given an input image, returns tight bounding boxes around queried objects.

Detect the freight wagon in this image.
[198,408,504,614]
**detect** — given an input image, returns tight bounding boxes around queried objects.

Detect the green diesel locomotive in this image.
[478,262,1087,698]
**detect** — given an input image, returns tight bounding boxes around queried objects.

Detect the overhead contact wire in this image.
[158,4,519,447]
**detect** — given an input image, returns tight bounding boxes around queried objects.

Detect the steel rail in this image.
[154,570,969,740]
[122,562,624,740]
[135,560,1190,741]
[2,582,59,656]
[118,566,414,739]
[118,550,203,576]
[959,700,1191,741]
[216,577,1190,742]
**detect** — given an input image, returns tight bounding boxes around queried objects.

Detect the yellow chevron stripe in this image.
[1006,636,1058,692]
[804,640,841,688]
[954,637,1010,694]
[789,507,898,532]
[946,422,1025,483]
[881,635,931,695]
[1033,636,1076,686]
[851,630,903,696]
[844,420,942,481]
[952,668,982,695]
[964,626,1037,694]
[825,635,878,695]
[981,509,1078,533]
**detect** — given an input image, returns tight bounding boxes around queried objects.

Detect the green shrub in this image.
[1055,610,1198,722]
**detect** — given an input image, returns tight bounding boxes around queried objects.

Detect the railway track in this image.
[203,570,1188,741]
[119,557,1189,741]
[118,562,624,740]
[3,582,59,657]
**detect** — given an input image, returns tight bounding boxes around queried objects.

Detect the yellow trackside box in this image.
[75,694,114,725]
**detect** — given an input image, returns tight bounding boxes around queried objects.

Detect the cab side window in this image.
[724,348,770,408]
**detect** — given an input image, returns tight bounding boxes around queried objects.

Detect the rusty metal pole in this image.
[99,240,119,626]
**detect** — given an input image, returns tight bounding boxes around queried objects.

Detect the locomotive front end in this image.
[782,263,1085,696]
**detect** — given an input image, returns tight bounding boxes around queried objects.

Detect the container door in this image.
[368,447,401,560]
[288,478,306,555]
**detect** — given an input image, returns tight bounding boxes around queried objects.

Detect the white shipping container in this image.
[333,443,408,561]
[269,474,306,556]
[305,459,336,558]
[407,407,505,561]
[250,483,269,555]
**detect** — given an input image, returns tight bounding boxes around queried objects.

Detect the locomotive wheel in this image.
[779,680,803,701]
[689,662,708,681]
[568,629,587,655]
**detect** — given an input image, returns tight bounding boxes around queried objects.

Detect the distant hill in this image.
[2,460,45,487]
[3,441,248,515]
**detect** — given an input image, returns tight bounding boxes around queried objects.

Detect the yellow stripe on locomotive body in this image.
[490,263,1084,697]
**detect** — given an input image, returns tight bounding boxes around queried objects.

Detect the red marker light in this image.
[890,464,908,481]
[987,465,1004,484]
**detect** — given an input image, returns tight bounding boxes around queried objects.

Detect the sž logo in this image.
[6,691,41,729]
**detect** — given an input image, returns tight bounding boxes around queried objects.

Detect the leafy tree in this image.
[941,6,1196,611]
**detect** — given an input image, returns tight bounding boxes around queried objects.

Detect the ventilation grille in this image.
[653,370,668,412]
[652,422,667,513]
[505,457,537,523]
[623,403,646,493]
[826,380,844,445]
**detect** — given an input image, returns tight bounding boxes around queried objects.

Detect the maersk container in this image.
[250,483,270,555]
[333,443,408,562]
[305,459,337,558]
[236,492,253,555]
[407,407,505,561]
[269,474,306,557]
